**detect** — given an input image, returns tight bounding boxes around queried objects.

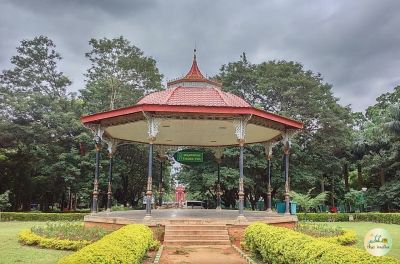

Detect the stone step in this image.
[163,240,231,246]
[164,234,230,240]
[165,230,228,235]
[165,225,226,231]
[168,219,207,225]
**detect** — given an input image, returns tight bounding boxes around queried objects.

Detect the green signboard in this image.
[173,150,203,165]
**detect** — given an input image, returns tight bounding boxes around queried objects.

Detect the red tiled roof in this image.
[137,86,251,107]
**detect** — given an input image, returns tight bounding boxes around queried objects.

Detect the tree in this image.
[80,36,163,113]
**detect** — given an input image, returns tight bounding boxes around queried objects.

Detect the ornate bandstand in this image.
[82,51,303,227]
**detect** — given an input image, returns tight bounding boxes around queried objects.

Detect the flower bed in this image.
[295,222,357,245]
[58,224,156,264]
[18,222,109,251]
[31,221,109,241]
[244,223,399,264]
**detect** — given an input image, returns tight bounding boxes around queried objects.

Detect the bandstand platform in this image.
[84,208,297,228]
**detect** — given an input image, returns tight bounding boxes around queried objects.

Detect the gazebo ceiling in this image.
[81,52,303,146]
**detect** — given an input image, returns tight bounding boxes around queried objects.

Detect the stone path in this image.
[159,246,247,264]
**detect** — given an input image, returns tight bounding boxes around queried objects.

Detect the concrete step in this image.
[165,225,226,231]
[163,240,231,246]
[166,230,228,235]
[164,235,230,240]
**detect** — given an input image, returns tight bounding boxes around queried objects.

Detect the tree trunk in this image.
[331,177,335,207]
[379,168,385,186]
[357,163,363,188]
[343,163,349,192]
[320,178,325,193]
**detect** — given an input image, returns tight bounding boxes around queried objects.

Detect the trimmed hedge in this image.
[0,212,87,221]
[297,213,400,224]
[244,223,400,264]
[58,224,154,264]
[19,229,91,250]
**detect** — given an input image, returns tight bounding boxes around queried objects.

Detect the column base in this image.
[284,212,291,216]
[143,215,152,223]
[266,208,273,213]
[216,206,222,210]
[106,208,111,213]
[236,215,247,223]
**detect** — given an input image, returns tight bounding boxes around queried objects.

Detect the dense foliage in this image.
[57,224,155,264]
[244,223,399,264]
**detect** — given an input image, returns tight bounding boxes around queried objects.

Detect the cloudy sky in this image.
[1,0,399,111]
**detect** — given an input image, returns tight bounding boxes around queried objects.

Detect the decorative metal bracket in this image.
[282,129,297,153]
[143,112,161,143]
[93,125,104,142]
[104,138,119,156]
[233,115,251,144]
[263,141,278,159]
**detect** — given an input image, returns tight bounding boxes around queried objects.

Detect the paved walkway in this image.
[159,246,247,264]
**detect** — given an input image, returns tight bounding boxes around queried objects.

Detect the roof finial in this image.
[194,41,197,60]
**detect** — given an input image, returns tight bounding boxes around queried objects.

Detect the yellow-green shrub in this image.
[244,223,400,264]
[57,224,154,264]
[19,229,90,250]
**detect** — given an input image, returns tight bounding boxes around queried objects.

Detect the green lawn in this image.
[315,222,400,259]
[0,222,72,264]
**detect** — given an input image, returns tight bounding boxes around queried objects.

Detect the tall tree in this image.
[81,36,163,113]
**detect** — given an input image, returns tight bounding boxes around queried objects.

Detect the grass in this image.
[0,222,72,264]
[313,221,400,259]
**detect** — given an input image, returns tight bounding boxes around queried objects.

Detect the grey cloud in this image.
[1,0,399,111]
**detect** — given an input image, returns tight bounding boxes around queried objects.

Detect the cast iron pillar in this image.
[283,134,291,215]
[91,135,101,214]
[234,116,249,221]
[158,157,165,207]
[266,155,272,212]
[214,148,223,210]
[106,153,113,212]
[216,162,221,210]
[238,142,245,217]
[145,143,154,217]
[143,113,160,221]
